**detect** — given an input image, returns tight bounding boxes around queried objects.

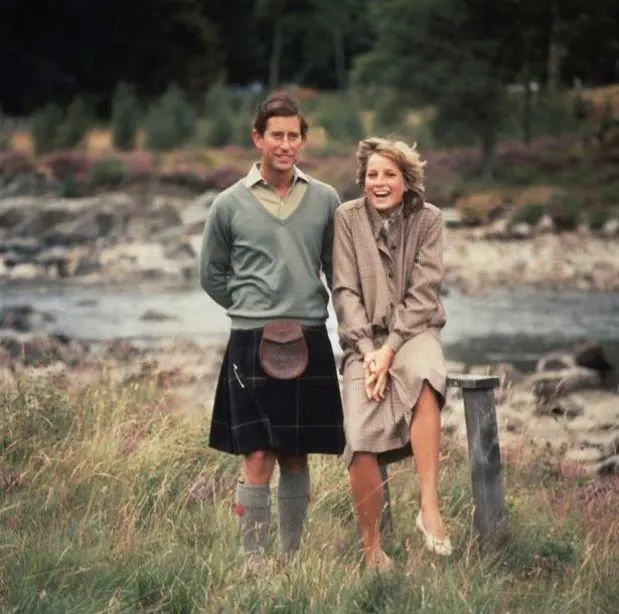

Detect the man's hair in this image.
[355,137,426,211]
[252,92,309,137]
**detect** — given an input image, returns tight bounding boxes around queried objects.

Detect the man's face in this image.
[252,116,306,175]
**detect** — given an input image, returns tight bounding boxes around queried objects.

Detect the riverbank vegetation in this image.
[1,372,617,612]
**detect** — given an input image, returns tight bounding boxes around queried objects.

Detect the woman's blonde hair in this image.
[355,137,426,212]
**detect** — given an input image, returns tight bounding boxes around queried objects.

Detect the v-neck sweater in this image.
[199,176,340,329]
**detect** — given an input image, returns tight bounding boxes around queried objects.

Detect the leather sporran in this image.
[259,320,309,380]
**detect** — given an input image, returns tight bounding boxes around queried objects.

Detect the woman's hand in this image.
[363,345,395,401]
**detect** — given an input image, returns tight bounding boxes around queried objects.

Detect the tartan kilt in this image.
[208,325,345,456]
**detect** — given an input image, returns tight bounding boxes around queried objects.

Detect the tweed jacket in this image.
[332,197,446,386]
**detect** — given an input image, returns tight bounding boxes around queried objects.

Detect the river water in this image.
[2,284,619,371]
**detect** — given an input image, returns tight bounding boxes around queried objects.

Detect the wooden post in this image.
[379,374,508,544]
[448,374,508,544]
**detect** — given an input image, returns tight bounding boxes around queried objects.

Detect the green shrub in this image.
[56,97,92,149]
[88,157,127,188]
[509,203,546,226]
[111,82,141,151]
[549,195,582,231]
[206,108,235,147]
[598,182,619,205]
[145,84,197,151]
[0,105,11,150]
[530,95,582,137]
[319,96,364,143]
[233,112,255,148]
[372,90,408,136]
[203,84,257,149]
[587,208,612,231]
[57,175,87,198]
[31,103,63,156]
[205,83,231,117]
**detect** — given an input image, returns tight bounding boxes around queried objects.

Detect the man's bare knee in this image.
[243,451,276,484]
[277,454,308,473]
[349,452,378,471]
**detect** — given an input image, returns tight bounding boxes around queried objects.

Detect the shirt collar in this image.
[243,163,309,188]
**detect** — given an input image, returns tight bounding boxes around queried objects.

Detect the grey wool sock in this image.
[235,482,271,557]
[277,467,310,556]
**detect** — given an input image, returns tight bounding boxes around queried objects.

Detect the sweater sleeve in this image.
[199,197,233,309]
[386,209,444,353]
[320,189,341,292]
[332,207,375,356]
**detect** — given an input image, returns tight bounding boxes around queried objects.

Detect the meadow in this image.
[1,372,617,613]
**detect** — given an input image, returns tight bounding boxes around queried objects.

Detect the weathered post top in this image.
[447,374,500,389]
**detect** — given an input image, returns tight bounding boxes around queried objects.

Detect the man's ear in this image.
[251,129,263,148]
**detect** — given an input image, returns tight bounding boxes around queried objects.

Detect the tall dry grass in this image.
[1,372,617,612]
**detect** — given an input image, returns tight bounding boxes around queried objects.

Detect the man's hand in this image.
[363,345,395,402]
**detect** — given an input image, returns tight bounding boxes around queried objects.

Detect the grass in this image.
[1,372,617,613]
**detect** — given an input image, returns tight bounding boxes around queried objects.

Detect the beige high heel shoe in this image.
[416,511,453,556]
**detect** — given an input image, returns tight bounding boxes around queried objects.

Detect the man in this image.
[199,92,344,563]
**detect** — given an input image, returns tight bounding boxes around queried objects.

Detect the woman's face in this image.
[364,152,406,213]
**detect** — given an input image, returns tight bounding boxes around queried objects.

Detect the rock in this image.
[484,219,509,239]
[601,219,619,237]
[36,246,72,277]
[527,367,602,401]
[0,305,55,333]
[537,341,615,383]
[164,241,195,261]
[1,237,40,258]
[572,340,615,377]
[191,190,219,210]
[187,235,203,260]
[72,253,103,277]
[46,209,125,245]
[140,309,177,321]
[442,208,464,228]
[11,208,75,237]
[537,350,577,372]
[179,201,211,227]
[9,262,44,280]
[535,214,555,234]
[508,222,533,239]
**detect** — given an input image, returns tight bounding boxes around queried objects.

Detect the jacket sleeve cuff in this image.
[386,332,404,354]
[357,338,376,356]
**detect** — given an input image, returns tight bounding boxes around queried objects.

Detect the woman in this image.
[333,137,451,570]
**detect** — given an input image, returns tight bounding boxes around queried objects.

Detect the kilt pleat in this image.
[208,326,345,456]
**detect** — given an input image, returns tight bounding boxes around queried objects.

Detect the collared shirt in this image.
[243,163,309,220]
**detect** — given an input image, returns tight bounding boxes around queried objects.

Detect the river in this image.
[2,283,619,371]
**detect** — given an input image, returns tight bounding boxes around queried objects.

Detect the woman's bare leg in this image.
[409,382,447,539]
[348,452,388,564]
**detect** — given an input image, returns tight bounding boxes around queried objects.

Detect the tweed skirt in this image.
[209,325,345,456]
[341,328,447,467]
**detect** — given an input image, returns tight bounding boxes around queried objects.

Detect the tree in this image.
[56,97,92,149]
[254,0,294,89]
[111,82,141,151]
[31,103,64,156]
[353,0,527,176]
[145,84,196,152]
[305,0,370,89]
